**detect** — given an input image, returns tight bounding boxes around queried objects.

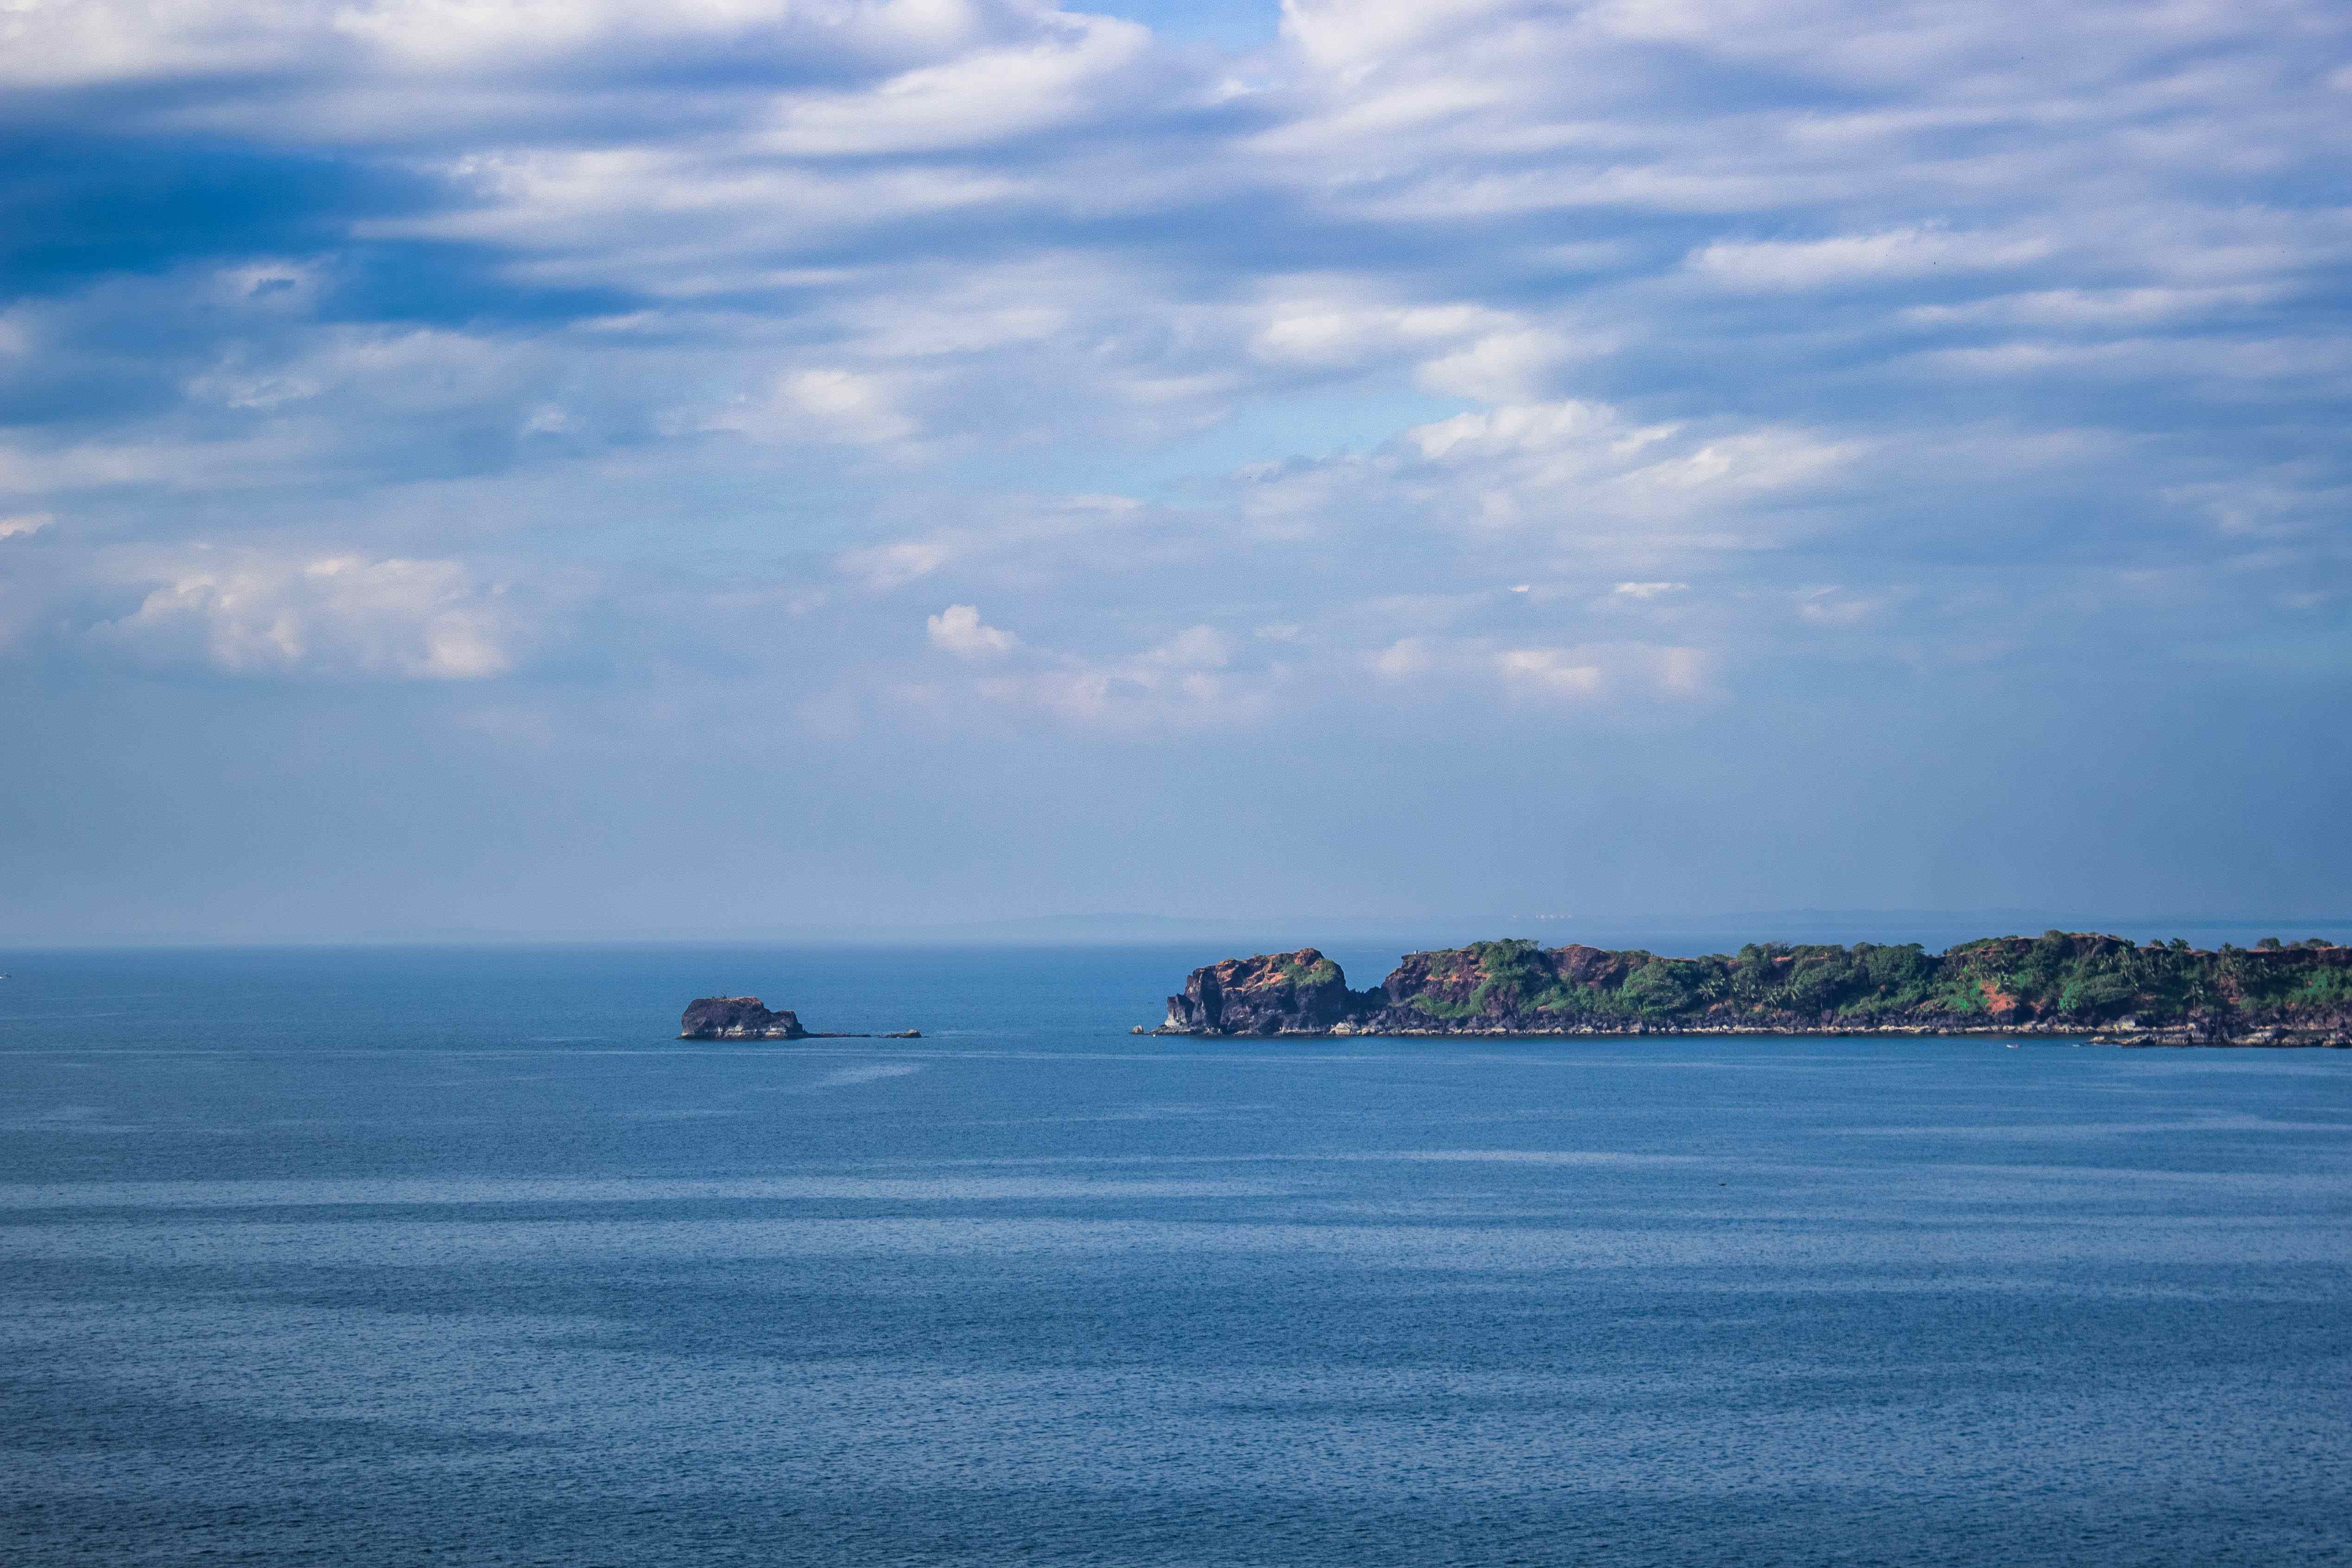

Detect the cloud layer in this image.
[1,0,2347,934]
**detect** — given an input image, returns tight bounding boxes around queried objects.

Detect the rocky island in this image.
[680,995,807,1039]
[679,996,919,1040]
[1157,934,2352,1047]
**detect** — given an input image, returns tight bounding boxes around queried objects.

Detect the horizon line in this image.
[4,909,2347,952]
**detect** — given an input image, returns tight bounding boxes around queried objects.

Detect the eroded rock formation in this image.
[1160,949,1375,1035]
[679,995,807,1039]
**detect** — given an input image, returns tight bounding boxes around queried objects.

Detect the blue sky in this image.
[1,0,2347,940]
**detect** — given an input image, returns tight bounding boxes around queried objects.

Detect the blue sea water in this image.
[1,944,2348,1567]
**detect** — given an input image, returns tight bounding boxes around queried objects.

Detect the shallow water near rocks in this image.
[2,944,2348,1566]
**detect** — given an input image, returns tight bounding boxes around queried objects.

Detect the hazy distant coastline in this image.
[11,910,2348,954]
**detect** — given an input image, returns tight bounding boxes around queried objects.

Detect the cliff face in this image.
[1160,949,1374,1035]
[680,995,806,1039]
[1159,934,2352,1045]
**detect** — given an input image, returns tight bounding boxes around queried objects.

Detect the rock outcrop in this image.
[1160,949,1376,1035]
[1157,934,2352,1046]
[679,996,924,1040]
[680,996,807,1039]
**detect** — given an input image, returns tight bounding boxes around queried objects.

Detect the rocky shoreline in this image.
[1154,936,2352,1048]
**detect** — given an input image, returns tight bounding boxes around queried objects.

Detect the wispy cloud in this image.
[0,0,2346,931]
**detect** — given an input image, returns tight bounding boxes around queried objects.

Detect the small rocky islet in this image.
[1152,933,2352,1047]
[678,995,918,1040]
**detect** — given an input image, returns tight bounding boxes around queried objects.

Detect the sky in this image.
[1,0,2347,942]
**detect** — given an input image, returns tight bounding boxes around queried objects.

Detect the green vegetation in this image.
[1386,931,2348,1029]
[2289,966,2352,1007]
[1458,939,1566,1012]
[1275,954,1340,987]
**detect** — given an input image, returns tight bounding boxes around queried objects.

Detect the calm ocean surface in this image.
[2,944,2348,1567]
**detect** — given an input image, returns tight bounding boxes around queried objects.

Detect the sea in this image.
[1,943,2347,1567]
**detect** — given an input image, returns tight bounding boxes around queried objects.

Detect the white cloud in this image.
[776,368,921,445]
[0,0,1024,97]
[694,365,924,446]
[926,618,1264,730]
[1142,624,1230,670]
[1685,228,2052,291]
[1250,294,1520,368]
[92,554,520,680]
[1498,642,1713,701]
[1898,285,2286,329]
[1795,586,1908,626]
[1414,328,1574,402]
[846,539,956,590]
[1407,400,1668,463]
[927,603,1016,659]
[1370,636,1433,677]
[0,0,2343,800]
[1496,647,1604,697]
[1230,397,1858,552]
[1356,629,1720,706]
[757,14,1151,156]
[0,513,53,541]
